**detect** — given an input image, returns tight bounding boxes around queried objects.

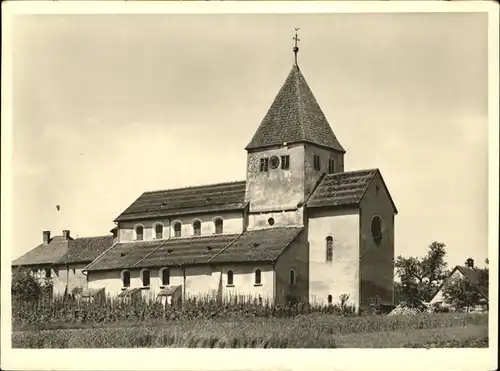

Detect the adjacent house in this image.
[12,230,114,297]
[429,258,489,312]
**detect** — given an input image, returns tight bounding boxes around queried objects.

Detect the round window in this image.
[371,216,383,245]
[268,217,275,226]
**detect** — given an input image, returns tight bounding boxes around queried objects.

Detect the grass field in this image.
[12,312,488,348]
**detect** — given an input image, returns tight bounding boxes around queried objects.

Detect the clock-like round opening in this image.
[268,218,275,226]
[270,156,280,169]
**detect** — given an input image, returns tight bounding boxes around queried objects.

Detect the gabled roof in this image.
[85,227,304,272]
[306,169,376,209]
[453,265,488,300]
[246,65,345,152]
[209,227,304,263]
[306,169,398,214]
[12,234,115,267]
[114,181,247,222]
[12,236,71,267]
[58,235,114,265]
[430,265,488,303]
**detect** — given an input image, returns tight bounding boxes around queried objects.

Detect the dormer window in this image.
[135,225,144,241]
[173,222,182,238]
[154,224,164,239]
[259,158,269,172]
[313,155,321,171]
[193,220,201,236]
[214,218,223,234]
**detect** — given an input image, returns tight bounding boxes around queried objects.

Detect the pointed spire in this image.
[246,65,345,152]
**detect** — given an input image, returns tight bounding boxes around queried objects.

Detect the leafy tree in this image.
[11,267,42,302]
[442,275,480,312]
[394,241,449,306]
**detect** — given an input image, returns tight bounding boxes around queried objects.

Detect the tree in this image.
[394,241,449,306]
[11,267,42,302]
[442,275,479,312]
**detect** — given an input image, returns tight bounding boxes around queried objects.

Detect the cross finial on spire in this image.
[293,28,300,66]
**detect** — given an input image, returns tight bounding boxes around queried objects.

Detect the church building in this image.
[13,35,398,311]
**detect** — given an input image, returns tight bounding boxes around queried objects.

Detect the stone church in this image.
[13,42,397,311]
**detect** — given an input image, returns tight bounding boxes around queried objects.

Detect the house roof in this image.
[306,169,398,214]
[114,181,247,222]
[455,266,488,300]
[12,236,71,267]
[58,235,114,264]
[85,227,303,272]
[432,265,489,302]
[12,234,115,267]
[245,65,345,152]
[306,169,376,208]
[209,227,304,263]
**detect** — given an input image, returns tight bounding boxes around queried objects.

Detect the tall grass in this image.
[12,314,489,348]
[12,293,357,329]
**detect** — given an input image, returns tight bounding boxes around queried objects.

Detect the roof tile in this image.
[210,227,303,263]
[12,236,70,267]
[115,181,246,222]
[59,235,114,264]
[306,169,378,209]
[246,65,345,152]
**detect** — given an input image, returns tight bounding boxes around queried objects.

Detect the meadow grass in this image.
[12,312,488,348]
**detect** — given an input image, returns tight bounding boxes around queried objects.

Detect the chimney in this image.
[466,258,474,269]
[62,230,71,240]
[43,231,51,244]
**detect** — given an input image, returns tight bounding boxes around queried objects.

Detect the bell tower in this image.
[244,29,345,228]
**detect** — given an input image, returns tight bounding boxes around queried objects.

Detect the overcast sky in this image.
[9,12,488,268]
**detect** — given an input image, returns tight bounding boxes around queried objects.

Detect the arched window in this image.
[141,269,150,287]
[327,294,333,305]
[214,218,223,234]
[193,220,201,236]
[122,270,131,288]
[227,270,234,286]
[371,216,384,245]
[161,268,170,286]
[326,236,333,262]
[254,269,262,285]
[173,222,182,238]
[154,224,163,239]
[135,225,144,241]
[289,269,296,285]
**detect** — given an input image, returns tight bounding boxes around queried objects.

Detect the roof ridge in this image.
[327,168,379,177]
[295,66,307,141]
[143,180,246,195]
[72,234,113,240]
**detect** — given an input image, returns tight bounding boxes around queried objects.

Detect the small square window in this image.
[281,155,290,170]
